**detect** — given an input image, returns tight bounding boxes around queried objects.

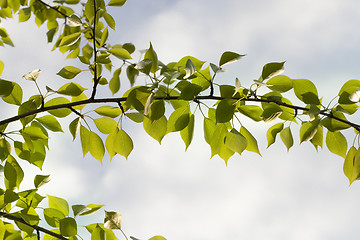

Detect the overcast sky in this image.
[2,0,360,239]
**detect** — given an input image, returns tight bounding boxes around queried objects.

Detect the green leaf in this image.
[343,147,360,185]
[219,51,245,67]
[261,103,282,123]
[95,106,121,118]
[149,236,167,240]
[179,83,202,100]
[310,125,323,150]
[144,42,158,73]
[4,155,24,189]
[84,0,95,22]
[60,217,77,237]
[45,97,72,118]
[266,123,284,148]
[108,47,132,60]
[108,0,126,6]
[266,75,293,92]
[175,56,205,71]
[105,128,118,160]
[89,131,105,162]
[104,211,122,229]
[48,195,69,216]
[299,119,319,143]
[57,66,82,79]
[338,80,360,104]
[216,99,236,123]
[209,123,227,158]
[80,125,90,157]
[0,79,13,97]
[225,128,248,155]
[113,129,133,159]
[238,105,263,122]
[126,112,145,123]
[91,224,105,240]
[167,105,190,132]
[57,82,86,96]
[94,117,118,134]
[2,81,22,105]
[126,64,139,86]
[59,32,81,47]
[0,60,3,76]
[44,208,65,228]
[109,67,121,94]
[260,61,285,82]
[148,100,165,121]
[203,117,216,145]
[103,12,115,29]
[326,131,347,158]
[292,79,320,105]
[180,114,195,150]
[34,174,50,188]
[69,117,81,140]
[100,27,108,47]
[320,111,351,132]
[280,127,293,151]
[36,115,63,132]
[143,116,167,143]
[22,125,49,140]
[240,126,261,156]
[78,204,104,216]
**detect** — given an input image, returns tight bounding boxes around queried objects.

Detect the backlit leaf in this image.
[0,79,14,97]
[326,131,347,158]
[260,61,285,82]
[108,0,126,6]
[34,174,50,188]
[108,47,132,60]
[57,66,82,79]
[266,123,284,148]
[113,129,133,159]
[103,12,115,29]
[80,125,90,157]
[36,115,63,132]
[60,217,77,237]
[343,147,360,185]
[280,127,293,151]
[89,131,105,162]
[48,195,69,216]
[299,119,319,143]
[45,97,72,118]
[167,105,190,132]
[240,126,261,156]
[94,117,118,134]
[180,114,195,150]
[216,99,236,123]
[143,116,167,143]
[292,79,320,105]
[219,51,245,67]
[238,105,263,122]
[57,82,86,96]
[95,106,121,118]
[104,211,122,229]
[225,128,248,155]
[144,42,158,73]
[109,67,121,94]
[59,32,81,47]
[266,75,293,92]
[4,155,24,189]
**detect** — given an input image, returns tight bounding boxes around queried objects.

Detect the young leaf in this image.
[292,79,320,105]
[4,155,24,189]
[143,116,167,144]
[299,119,319,143]
[80,126,90,157]
[104,211,122,229]
[59,32,81,47]
[238,105,263,122]
[225,128,248,155]
[108,0,126,6]
[36,115,63,132]
[343,147,360,185]
[280,127,294,151]
[266,75,293,92]
[60,217,77,237]
[310,125,323,150]
[57,66,82,79]
[266,123,284,148]
[144,42,158,73]
[48,195,69,216]
[45,97,72,118]
[180,114,195,150]
[93,117,118,134]
[22,69,41,81]
[95,106,121,118]
[109,67,121,94]
[103,12,115,29]
[100,27,109,47]
[89,131,105,162]
[167,105,190,132]
[326,131,347,158]
[219,51,245,67]
[108,47,132,60]
[216,99,236,123]
[240,126,261,156]
[34,174,50,188]
[113,129,133,159]
[259,61,285,82]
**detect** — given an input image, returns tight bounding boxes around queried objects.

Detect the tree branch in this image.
[90,0,99,99]
[36,0,69,19]
[0,95,359,131]
[0,211,68,240]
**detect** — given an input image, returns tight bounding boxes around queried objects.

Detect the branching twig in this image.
[0,211,68,240]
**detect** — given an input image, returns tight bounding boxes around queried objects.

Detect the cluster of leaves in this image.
[1,0,360,239]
